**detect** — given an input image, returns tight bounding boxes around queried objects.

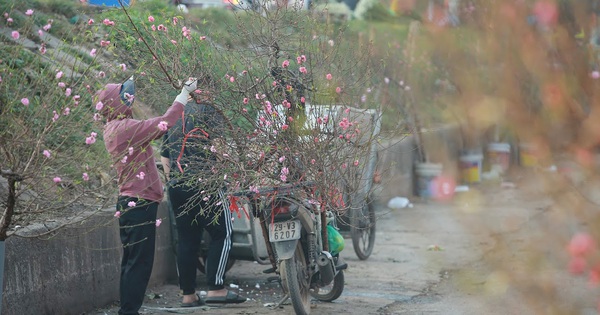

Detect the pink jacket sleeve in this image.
[126,101,185,148]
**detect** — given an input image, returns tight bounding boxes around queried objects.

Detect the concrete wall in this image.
[373,125,463,204]
[1,200,177,315]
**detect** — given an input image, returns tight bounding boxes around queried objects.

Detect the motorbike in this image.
[167,104,381,278]
[234,181,347,315]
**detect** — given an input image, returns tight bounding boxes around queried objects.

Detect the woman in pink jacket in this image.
[97,77,197,315]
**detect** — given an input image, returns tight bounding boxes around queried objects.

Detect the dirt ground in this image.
[89,166,599,315]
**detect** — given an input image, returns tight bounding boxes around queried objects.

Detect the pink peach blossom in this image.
[533,0,558,27]
[11,31,19,40]
[85,136,96,145]
[148,15,155,22]
[53,177,62,183]
[124,93,134,103]
[21,98,29,106]
[114,211,121,218]
[182,26,191,39]
[568,233,596,257]
[155,219,162,227]
[158,121,168,131]
[43,150,51,158]
[25,9,34,16]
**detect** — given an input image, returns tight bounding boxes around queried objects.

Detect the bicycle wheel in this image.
[350,198,376,260]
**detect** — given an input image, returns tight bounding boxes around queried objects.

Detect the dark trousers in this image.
[117,196,158,315]
[168,185,232,294]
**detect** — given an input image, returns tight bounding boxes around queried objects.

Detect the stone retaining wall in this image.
[2,201,177,315]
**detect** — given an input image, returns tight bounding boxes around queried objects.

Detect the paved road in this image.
[91,170,599,314]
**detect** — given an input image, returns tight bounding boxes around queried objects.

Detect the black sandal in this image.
[205,291,247,304]
[180,293,206,307]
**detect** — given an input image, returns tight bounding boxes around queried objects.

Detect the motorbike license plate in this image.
[269,220,301,242]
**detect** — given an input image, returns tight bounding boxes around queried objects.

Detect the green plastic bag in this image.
[327,225,345,255]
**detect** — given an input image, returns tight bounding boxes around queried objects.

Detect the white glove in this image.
[175,77,197,104]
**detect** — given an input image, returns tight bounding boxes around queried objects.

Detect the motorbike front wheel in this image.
[280,244,311,315]
[309,269,344,302]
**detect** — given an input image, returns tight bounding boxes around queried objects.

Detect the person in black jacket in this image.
[160,78,246,306]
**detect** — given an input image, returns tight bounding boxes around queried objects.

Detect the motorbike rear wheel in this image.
[350,198,376,260]
[309,269,344,302]
[280,244,311,315]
